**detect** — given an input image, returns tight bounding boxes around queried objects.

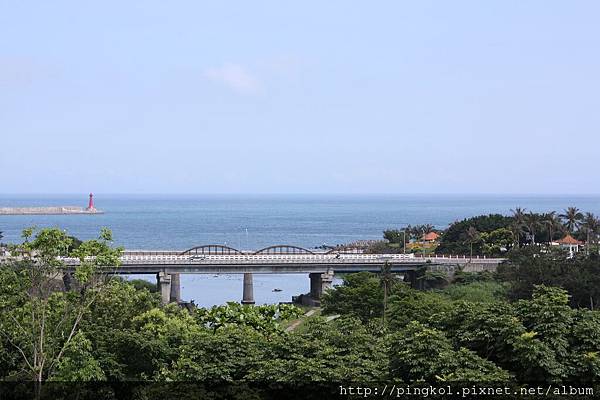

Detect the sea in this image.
[1,194,599,307]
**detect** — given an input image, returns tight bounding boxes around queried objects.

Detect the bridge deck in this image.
[61,253,504,274]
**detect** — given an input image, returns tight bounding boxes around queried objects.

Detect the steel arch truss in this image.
[180,244,244,256]
[253,245,315,255]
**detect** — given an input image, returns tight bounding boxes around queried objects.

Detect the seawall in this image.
[0,206,103,215]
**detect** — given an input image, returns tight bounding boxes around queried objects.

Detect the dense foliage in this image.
[436,214,514,255]
[0,227,123,384]
[379,207,600,257]
[383,224,436,244]
[1,225,600,396]
[498,246,600,308]
[323,267,600,384]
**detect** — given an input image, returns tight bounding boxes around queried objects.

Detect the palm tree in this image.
[560,207,584,233]
[511,207,527,224]
[542,211,563,244]
[523,212,541,245]
[463,226,481,260]
[422,224,435,234]
[509,222,522,248]
[510,207,527,247]
[379,261,397,325]
[581,212,600,253]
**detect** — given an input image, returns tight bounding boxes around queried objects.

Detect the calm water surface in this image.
[1,194,598,306]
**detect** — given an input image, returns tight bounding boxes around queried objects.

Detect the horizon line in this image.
[1,192,600,197]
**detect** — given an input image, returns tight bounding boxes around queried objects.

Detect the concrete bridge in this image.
[62,244,505,305]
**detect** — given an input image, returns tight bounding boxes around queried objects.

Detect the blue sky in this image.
[1,1,599,194]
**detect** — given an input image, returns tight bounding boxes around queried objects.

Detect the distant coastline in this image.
[0,206,103,215]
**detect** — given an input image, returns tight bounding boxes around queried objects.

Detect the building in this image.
[554,234,583,257]
[422,232,441,242]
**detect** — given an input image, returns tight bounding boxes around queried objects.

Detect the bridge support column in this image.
[170,273,181,303]
[157,272,172,305]
[62,272,74,291]
[241,273,255,305]
[404,270,421,290]
[308,271,334,306]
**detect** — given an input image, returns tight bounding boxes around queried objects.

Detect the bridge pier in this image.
[241,273,255,305]
[62,272,74,291]
[404,270,419,289]
[307,271,334,306]
[157,272,172,304]
[170,273,181,303]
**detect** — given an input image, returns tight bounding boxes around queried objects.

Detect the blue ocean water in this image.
[1,194,599,306]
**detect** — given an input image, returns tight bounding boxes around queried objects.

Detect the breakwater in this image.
[0,206,103,215]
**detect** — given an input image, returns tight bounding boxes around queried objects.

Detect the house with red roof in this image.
[422,232,441,242]
[554,234,584,257]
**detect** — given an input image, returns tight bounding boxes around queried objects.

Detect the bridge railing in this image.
[113,253,502,265]
[60,252,503,266]
[121,250,491,260]
[123,250,183,256]
[120,253,417,259]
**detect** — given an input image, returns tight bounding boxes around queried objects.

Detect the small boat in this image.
[272,288,283,292]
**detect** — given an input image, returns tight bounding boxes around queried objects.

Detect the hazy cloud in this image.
[204,63,262,94]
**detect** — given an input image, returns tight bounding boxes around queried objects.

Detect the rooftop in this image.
[422,232,441,241]
[555,234,583,245]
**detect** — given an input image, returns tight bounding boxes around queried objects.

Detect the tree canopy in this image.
[1,225,600,398]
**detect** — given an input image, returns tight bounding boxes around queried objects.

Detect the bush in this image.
[441,281,509,303]
[129,278,158,293]
[321,272,383,322]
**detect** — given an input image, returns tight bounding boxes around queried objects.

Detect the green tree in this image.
[498,247,600,309]
[517,286,573,360]
[511,207,527,225]
[581,212,600,253]
[523,212,541,245]
[432,301,524,366]
[248,317,387,382]
[49,332,105,381]
[481,228,513,256]
[388,321,510,382]
[432,286,578,383]
[123,305,204,378]
[128,278,158,293]
[560,207,584,233]
[194,302,302,334]
[511,286,573,382]
[510,207,527,247]
[568,310,600,381]
[462,226,481,259]
[383,229,404,244]
[158,325,264,381]
[542,211,563,244]
[437,214,513,255]
[79,278,159,380]
[441,281,508,303]
[0,227,122,387]
[379,261,399,325]
[321,272,383,322]
[386,284,453,329]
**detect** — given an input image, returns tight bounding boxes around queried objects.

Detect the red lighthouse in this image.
[87,193,95,210]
